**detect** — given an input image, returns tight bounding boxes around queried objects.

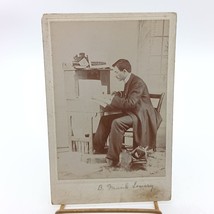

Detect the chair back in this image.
[150,93,165,113]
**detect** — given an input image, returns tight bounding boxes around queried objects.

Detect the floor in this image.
[57,148,166,180]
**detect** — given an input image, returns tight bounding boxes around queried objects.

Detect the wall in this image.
[50,20,168,148]
[137,20,169,147]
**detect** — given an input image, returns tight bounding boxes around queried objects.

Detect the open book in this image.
[91,94,113,108]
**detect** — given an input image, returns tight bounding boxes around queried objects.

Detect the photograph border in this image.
[42,12,177,205]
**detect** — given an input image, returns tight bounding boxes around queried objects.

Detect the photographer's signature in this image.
[97,181,153,192]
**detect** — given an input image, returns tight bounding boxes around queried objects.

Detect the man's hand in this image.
[111,91,123,97]
[105,94,114,105]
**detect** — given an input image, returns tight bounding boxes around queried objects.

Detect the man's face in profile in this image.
[113,66,126,81]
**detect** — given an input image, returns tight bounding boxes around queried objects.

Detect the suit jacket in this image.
[109,73,162,150]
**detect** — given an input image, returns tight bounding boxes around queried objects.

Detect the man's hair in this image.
[112,59,131,73]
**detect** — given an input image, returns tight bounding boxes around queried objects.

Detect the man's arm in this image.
[109,81,145,110]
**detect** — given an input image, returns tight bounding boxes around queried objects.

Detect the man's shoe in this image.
[105,158,113,166]
[105,158,119,167]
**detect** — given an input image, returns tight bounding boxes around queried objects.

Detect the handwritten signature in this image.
[97,181,153,191]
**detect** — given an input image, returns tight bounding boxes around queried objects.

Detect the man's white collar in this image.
[124,72,131,84]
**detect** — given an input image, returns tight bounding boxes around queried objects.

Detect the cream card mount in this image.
[42,12,177,207]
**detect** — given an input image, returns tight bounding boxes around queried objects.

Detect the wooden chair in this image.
[150,93,165,115]
[122,93,165,168]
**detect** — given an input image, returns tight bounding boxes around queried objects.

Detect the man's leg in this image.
[106,114,133,163]
[93,113,125,153]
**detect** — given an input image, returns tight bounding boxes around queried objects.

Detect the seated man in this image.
[93,59,162,166]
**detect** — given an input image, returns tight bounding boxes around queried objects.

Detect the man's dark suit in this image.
[93,73,162,163]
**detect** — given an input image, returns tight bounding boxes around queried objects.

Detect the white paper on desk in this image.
[79,79,103,98]
[91,94,112,108]
[91,97,108,108]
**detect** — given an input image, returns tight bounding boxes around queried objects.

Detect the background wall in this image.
[1,1,214,214]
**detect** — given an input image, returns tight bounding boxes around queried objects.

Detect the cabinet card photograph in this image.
[42,13,176,205]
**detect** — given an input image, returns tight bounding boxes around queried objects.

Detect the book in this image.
[91,95,113,108]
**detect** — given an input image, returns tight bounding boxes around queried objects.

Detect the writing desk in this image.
[67,96,121,154]
[67,98,104,154]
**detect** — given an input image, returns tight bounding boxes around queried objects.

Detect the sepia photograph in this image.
[42,13,176,204]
